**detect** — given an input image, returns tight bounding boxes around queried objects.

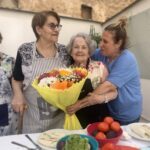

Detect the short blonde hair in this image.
[67,33,96,56]
[104,18,128,50]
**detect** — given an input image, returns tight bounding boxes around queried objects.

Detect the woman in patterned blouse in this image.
[66,33,117,128]
[11,11,70,133]
[0,32,18,135]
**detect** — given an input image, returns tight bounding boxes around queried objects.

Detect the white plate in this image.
[37,129,87,150]
[126,123,150,142]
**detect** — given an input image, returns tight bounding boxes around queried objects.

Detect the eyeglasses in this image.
[47,23,62,30]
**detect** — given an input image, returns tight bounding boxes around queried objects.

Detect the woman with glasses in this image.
[12,11,70,133]
[0,32,18,136]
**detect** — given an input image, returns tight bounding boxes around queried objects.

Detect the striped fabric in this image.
[22,44,66,133]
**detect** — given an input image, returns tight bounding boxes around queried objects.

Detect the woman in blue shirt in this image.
[91,18,142,125]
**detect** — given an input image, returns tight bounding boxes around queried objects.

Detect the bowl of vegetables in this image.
[56,134,99,150]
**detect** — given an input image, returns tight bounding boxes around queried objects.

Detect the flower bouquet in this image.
[32,68,88,130]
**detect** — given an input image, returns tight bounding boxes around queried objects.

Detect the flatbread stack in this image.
[131,124,150,139]
[37,129,70,148]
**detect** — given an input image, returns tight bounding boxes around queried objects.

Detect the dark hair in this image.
[0,32,2,44]
[32,10,60,40]
[104,18,128,50]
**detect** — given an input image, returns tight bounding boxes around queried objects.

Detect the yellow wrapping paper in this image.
[32,73,87,130]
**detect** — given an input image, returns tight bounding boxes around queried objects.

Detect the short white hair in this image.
[67,33,97,56]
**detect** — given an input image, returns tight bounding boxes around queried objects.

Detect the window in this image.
[81,5,92,20]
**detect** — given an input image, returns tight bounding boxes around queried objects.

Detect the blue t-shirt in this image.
[92,49,142,122]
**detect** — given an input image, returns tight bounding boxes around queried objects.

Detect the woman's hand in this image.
[87,93,103,105]
[11,78,27,114]
[12,93,27,114]
[66,102,81,115]
[66,93,103,115]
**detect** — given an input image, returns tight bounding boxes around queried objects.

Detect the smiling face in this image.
[100,31,121,58]
[36,16,60,43]
[71,37,90,66]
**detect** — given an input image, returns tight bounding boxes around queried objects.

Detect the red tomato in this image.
[97,122,109,132]
[110,121,121,132]
[104,117,114,125]
[101,143,116,150]
[95,132,106,140]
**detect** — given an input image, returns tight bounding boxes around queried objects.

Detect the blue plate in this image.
[56,134,99,150]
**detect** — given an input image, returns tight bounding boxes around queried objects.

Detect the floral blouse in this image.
[13,42,71,81]
[88,60,107,89]
[0,52,14,96]
[71,59,108,90]
[0,52,18,136]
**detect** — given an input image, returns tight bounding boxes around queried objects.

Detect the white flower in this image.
[38,77,57,87]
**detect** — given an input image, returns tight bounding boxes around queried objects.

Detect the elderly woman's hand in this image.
[66,102,81,115]
[66,93,105,115]
[12,93,27,114]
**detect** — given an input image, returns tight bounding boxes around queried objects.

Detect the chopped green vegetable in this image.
[64,135,90,150]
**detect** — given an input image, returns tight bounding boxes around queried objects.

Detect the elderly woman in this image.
[66,33,117,128]
[12,11,70,133]
[91,18,142,125]
[0,33,18,135]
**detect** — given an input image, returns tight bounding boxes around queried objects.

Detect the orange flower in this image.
[59,70,72,76]
[67,81,73,88]
[52,80,68,90]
